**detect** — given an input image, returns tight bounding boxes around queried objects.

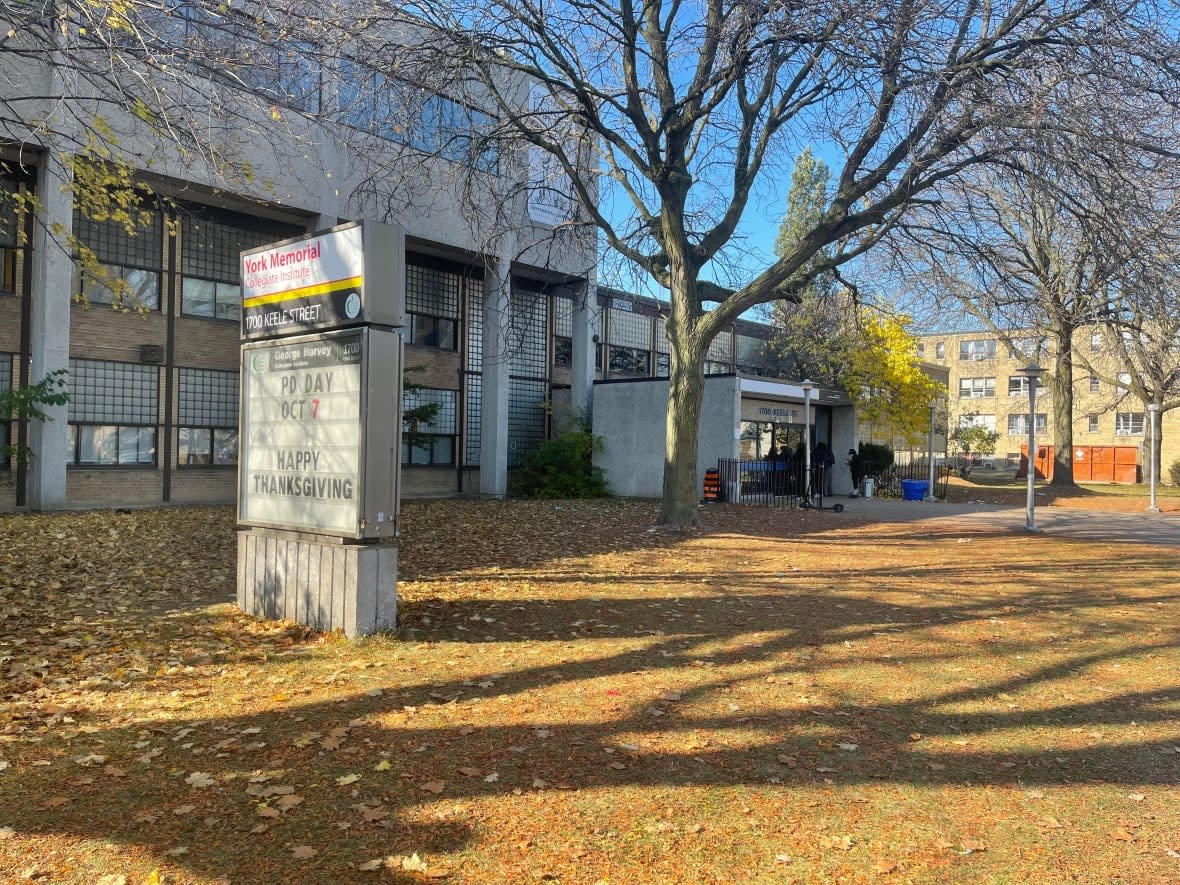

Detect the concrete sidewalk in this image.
[832,496,1180,547]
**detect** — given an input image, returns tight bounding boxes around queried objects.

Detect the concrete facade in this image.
[592,374,859,499]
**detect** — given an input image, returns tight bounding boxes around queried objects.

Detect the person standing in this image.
[846,448,863,497]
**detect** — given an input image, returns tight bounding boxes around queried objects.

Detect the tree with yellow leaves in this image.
[841,311,945,449]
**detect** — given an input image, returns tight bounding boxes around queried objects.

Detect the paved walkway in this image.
[833,496,1180,547]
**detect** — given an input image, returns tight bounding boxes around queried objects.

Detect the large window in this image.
[178,368,239,465]
[1007,413,1047,435]
[73,206,163,310]
[405,262,460,350]
[181,214,293,321]
[959,377,995,398]
[609,346,650,375]
[935,341,945,359]
[67,359,159,466]
[402,388,457,466]
[1008,336,1044,360]
[1115,412,1144,435]
[339,62,497,171]
[959,339,996,361]
[1087,415,1100,433]
[607,307,651,377]
[1089,375,1100,393]
[141,1,321,112]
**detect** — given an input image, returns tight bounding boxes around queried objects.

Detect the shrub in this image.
[1169,457,1180,487]
[858,442,894,477]
[514,426,612,499]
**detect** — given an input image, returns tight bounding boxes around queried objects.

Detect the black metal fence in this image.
[711,457,953,505]
[872,460,954,499]
[714,459,829,507]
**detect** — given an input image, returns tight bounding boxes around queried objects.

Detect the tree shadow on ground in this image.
[4,574,1179,883]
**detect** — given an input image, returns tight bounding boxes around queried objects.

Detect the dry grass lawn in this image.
[1,500,1178,884]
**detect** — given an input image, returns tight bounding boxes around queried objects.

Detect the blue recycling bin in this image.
[901,479,929,501]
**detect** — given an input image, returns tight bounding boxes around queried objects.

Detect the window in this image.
[405,262,460,350]
[655,352,670,377]
[959,377,995,398]
[959,413,996,431]
[1115,412,1144,435]
[67,359,158,466]
[402,387,457,466]
[0,353,11,467]
[959,339,996,361]
[178,368,239,465]
[1008,336,1044,360]
[609,346,649,375]
[0,181,18,296]
[553,336,572,367]
[1007,413,1047,435]
[181,214,294,321]
[1116,372,1131,395]
[339,62,497,171]
[705,360,731,375]
[72,205,163,310]
[1089,375,1100,393]
[144,2,321,113]
[1090,330,1103,352]
[935,342,945,359]
[916,342,925,358]
[1087,415,1100,433]
[1008,376,1040,396]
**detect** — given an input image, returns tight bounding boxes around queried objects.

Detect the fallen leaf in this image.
[336,773,361,786]
[420,781,445,794]
[185,772,216,789]
[960,839,987,853]
[374,760,393,772]
[1127,793,1146,802]
[484,772,500,783]
[291,845,318,859]
[402,853,428,872]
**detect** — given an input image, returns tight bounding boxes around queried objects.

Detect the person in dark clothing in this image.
[846,448,864,497]
[814,441,835,496]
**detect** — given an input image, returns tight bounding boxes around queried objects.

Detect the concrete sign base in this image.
[237,528,397,637]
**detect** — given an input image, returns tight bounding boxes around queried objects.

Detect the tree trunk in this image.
[1049,324,1075,486]
[658,247,706,529]
[658,345,706,527]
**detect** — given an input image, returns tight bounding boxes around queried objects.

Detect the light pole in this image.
[924,396,939,502]
[1147,402,1159,514]
[1017,364,1045,532]
[801,379,814,501]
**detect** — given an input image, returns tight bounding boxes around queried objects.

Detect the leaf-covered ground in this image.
[1,501,1178,884]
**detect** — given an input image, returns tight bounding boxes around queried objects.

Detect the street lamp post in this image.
[1018,364,1045,532]
[1147,402,1160,514]
[801,379,814,501]
[924,397,939,502]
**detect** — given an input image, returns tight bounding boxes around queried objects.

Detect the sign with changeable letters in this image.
[238,327,402,539]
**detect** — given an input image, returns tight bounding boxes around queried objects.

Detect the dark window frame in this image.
[67,423,158,468]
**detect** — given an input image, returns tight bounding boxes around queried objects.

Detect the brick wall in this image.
[402,467,460,498]
[68,469,163,505]
[172,468,236,503]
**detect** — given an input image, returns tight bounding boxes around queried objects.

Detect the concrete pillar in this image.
[571,277,598,419]
[479,252,511,497]
[27,152,74,510]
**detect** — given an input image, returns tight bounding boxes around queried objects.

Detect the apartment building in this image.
[918,329,1179,478]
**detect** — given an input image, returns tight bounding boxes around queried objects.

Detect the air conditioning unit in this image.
[139,344,165,364]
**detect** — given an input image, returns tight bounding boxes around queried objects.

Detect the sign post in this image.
[236,222,405,637]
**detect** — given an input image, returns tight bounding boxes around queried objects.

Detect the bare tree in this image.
[363,0,1179,526]
[5,0,1178,524]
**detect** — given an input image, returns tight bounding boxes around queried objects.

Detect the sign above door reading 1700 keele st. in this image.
[239,221,404,340]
